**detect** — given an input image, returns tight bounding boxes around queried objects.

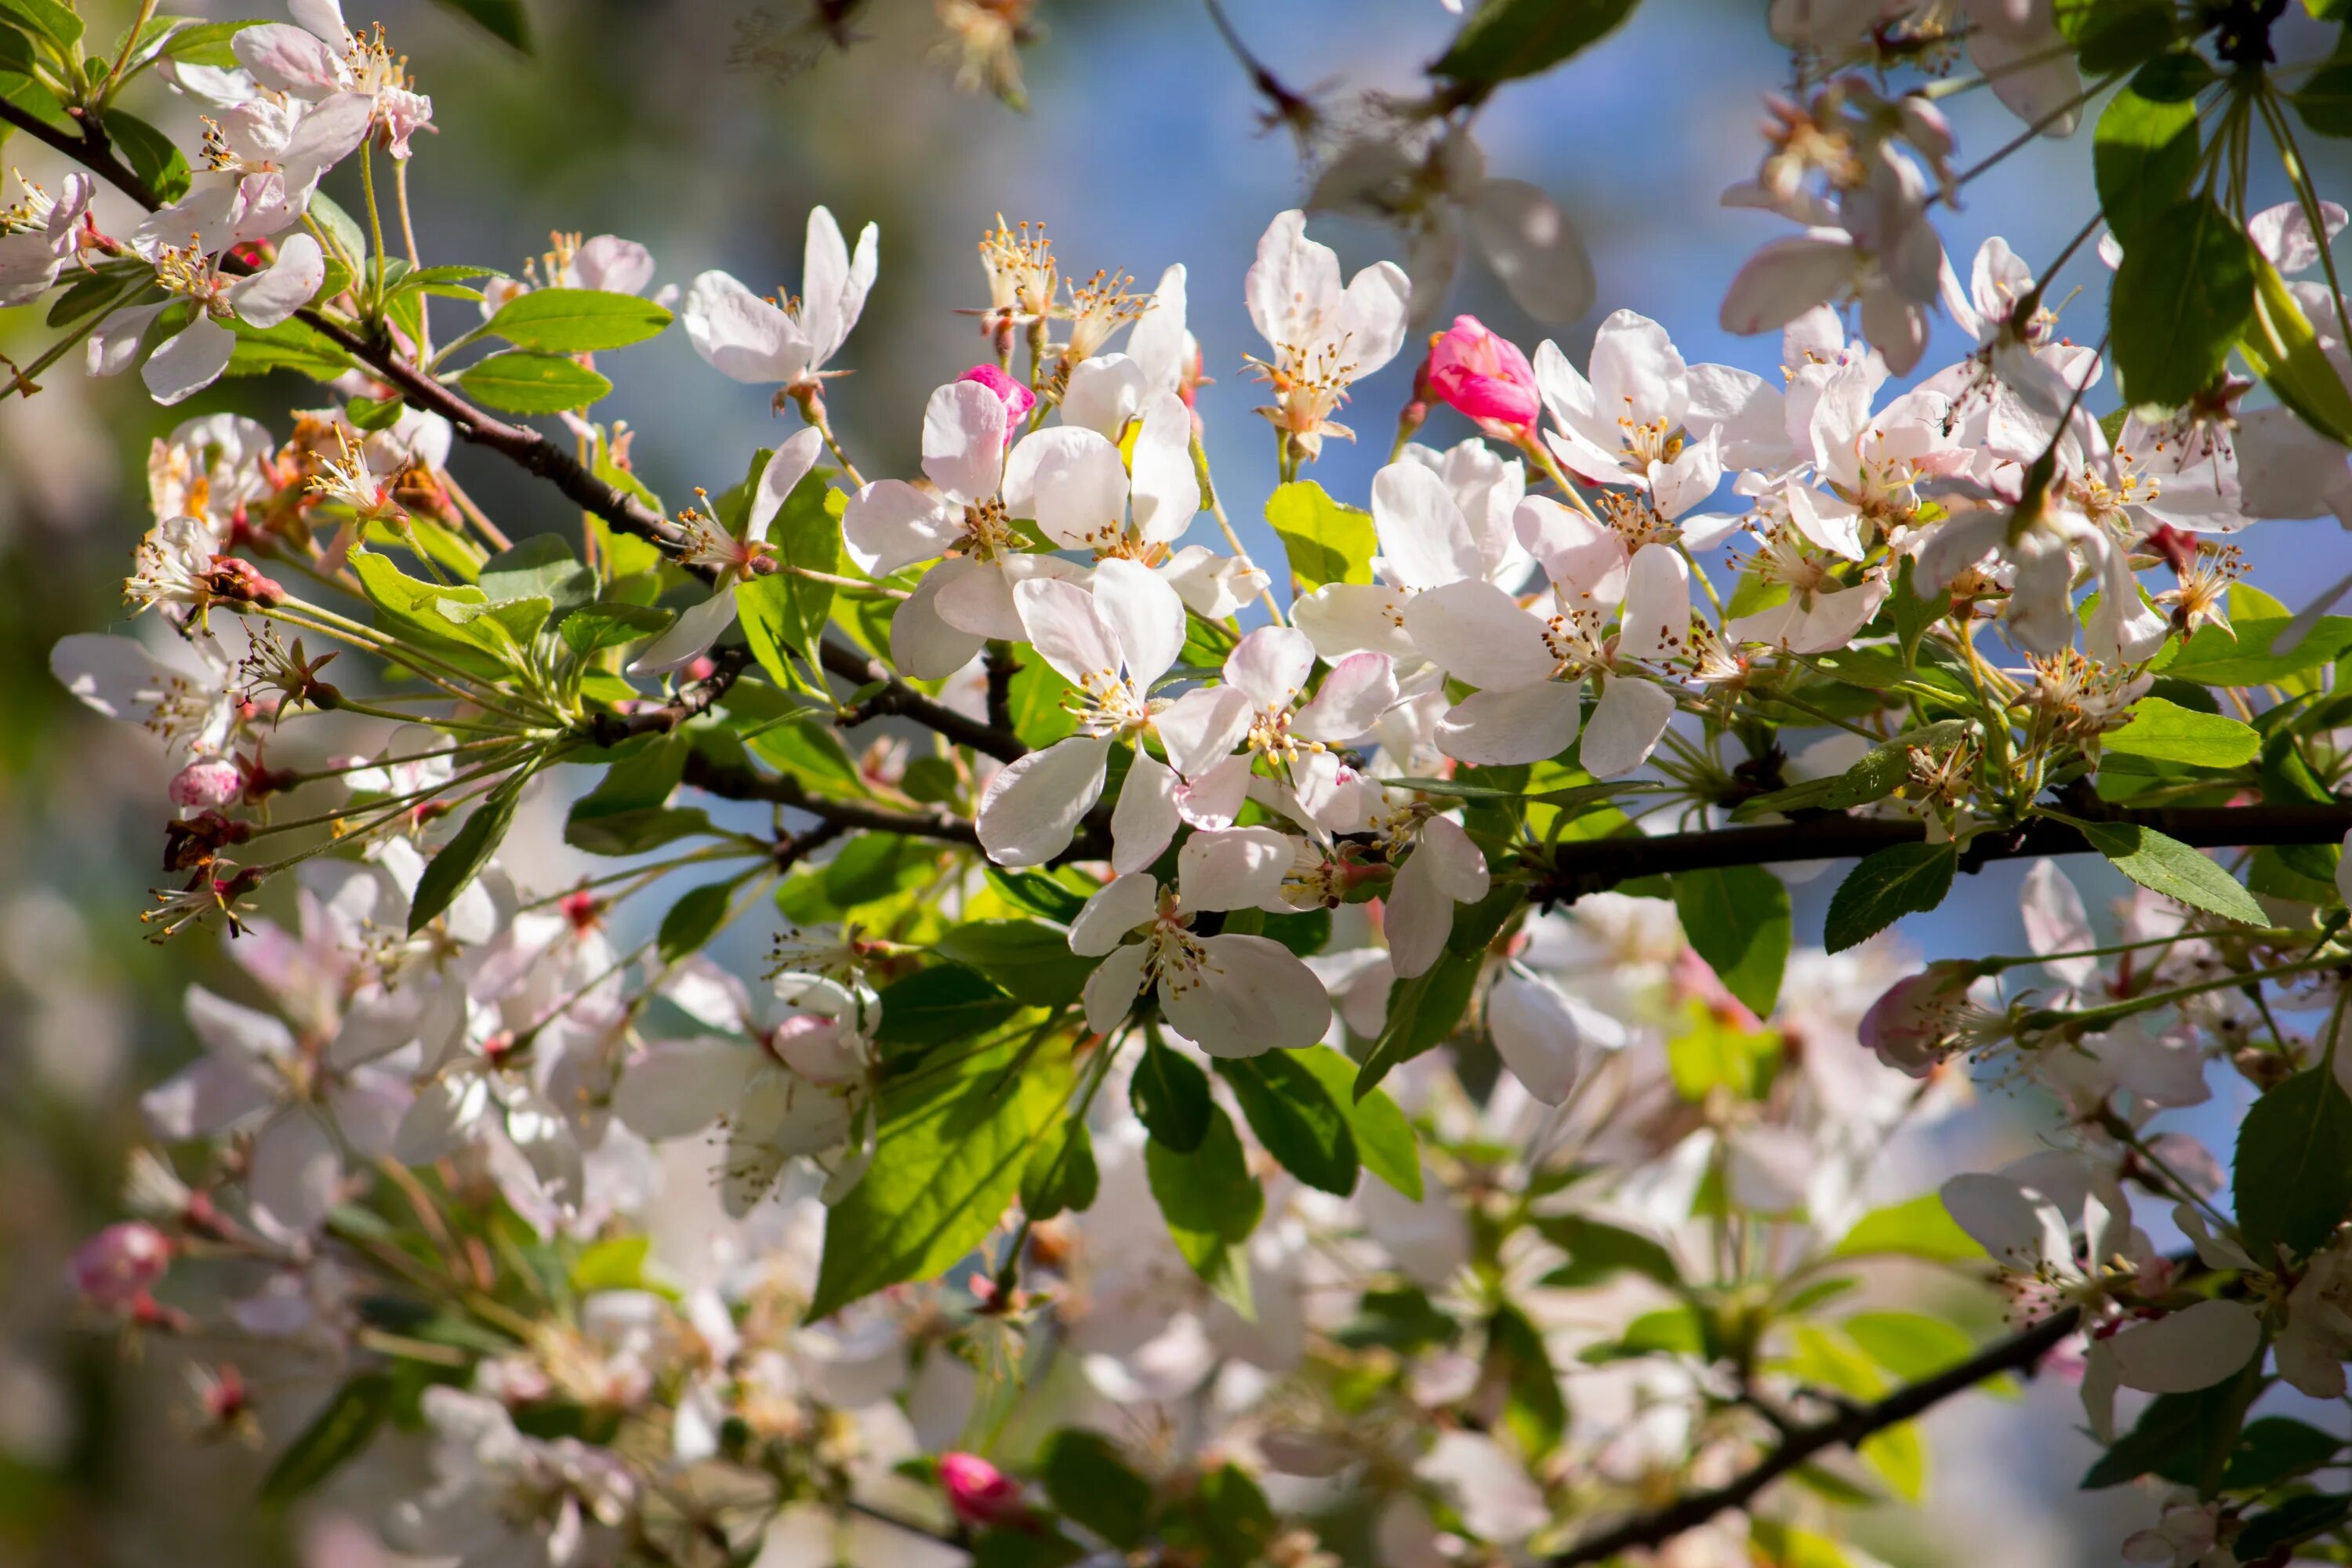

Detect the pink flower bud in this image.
[169,757,245,810]
[1857,960,1979,1078]
[939,1451,1026,1529]
[71,1221,172,1312]
[959,363,1037,439]
[1425,314,1541,428]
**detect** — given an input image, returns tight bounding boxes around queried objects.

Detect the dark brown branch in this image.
[681,749,984,847]
[1531,800,2352,904]
[821,639,1027,762]
[0,99,162,209]
[585,646,753,747]
[1547,1308,2082,1566]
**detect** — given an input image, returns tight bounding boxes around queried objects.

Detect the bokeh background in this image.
[5,1,2350,1562]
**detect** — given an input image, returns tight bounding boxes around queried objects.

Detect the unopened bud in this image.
[71,1221,172,1312]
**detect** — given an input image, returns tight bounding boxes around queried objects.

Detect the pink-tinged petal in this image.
[891,561,988,679]
[1178,827,1294,912]
[142,1056,272,1139]
[227,233,323,329]
[1580,676,1677,778]
[1069,873,1160,957]
[746,426,826,543]
[1014,577,1120,688]
[1109,753,1181,876]
[626,589,740,677]
[1092,555,1187,687]
[1685,361,1791,471]
[683,270,810,384]
[843,479,958,577]
[88,302,165,377]
[612,1039,762,1138]
[231,20,340,95]
[798,205,853,365]
[1157,684,1254,779]
[2107,1301,2263,1393]
[1175,752,1253,829]
[1295,652,1400,742]
[1938,1172,2063,1267]
[1372,460,1482,590]
[186,984,296,1062]
[1291,748,1380,834]
[1516,495,1628,607]
[1291,583,1416,660]
[1083,941,1152,1036]
[1223,626,1317,710]
[249,1110,340,1233]
[1616,543,1691,663]
[1435,681,1582,767]
[2021,860,2097,988]
[1720,230,1857,336]
[1402,580,1555,691]
[142,318,235,406]
[1467,180,1594,326]
[1129,392,1201,543]
[2249,199,2350,275]
[922,378,1009,503]
[1002,426,1128,549]
[1166,935,1333,1058]
[1784,482,1865,559]
[281,92,372,174]
[1970,21,2085,137]
[976,735,1113,867]
[572,234,656,296]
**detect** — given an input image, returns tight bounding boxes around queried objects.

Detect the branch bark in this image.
[1546,1308,2081,1566]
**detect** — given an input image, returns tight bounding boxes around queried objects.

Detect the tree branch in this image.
[1530,800,2352,903]
[0,99,162,209]
[1547,1308,2081,1566]
[681,748,984,847]
[820,639,1027,762]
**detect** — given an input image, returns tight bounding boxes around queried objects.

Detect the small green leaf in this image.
[1131,1037,1211,1152]
[2083,1383,2249,1488]
[2053,0,2174,71]
[2166,613,2352,684]
[2074,819,2267,924]
[554,601,671,658]
[2110,196,2257,408]
[935,920,1097,1007]
[1672,863,1791,1015]
[987,867,1088,924]
[869,964,1018,1054]
[2296,60,2352,137]
[1830,1192,1986,1263]
[1217,1052,1359,1196]
[2103,696,2259,766]
[486,287,670,352]
[2223,1417,2342,1490]
[1145,1105,1262,1312]
[1292,1044,1420,1198]
[259,1374,391,1504]
[656,880,735,963]
[1432,0,1638,83]
[457,349,612,414]
[1265,481,1376,591]
[160,19,260,68]
[1354,943,1481,1098]
[0,0,81,49]
[103,110,191,204]
[2093,89,2198,245]
[1534,1214,1680,1288]
[1020,1117,1099,1220]
[2234,1066,2352,1262]
[1843,1311,1978,1383]
[2236,1495,2352,1562]
[481,534,593,610]
[1038,1430,1152,1549]
[409,770,530,934]
[1824,841,1957,953]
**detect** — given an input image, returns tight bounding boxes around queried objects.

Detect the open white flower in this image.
[0,172,93,307]
[136,234,328,406]
[681,205,877,397]
[1244,209,1410,460]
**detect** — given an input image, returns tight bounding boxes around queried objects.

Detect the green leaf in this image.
[570,1235,652,1294]
[1038,1430,1152,1549]
[2224,1417,2343,1490]
[2237,1495,2352,1561]
[1131,1036,1211,1152]
[1004,655,1079,747]
[0,0,80,49]
[2166,613,2352,684]
[1432,0,1638,83]
[935,920,1096,1007]
[1829,1192,1986,1263]
[2083,1383,2251,1488]
[554,601,671,658]
[1843,1311,1977,1382]
[738,474,846,686]
[2240,252,2352,447]
[2110,195,2257,407]
[1488,1302,1567,1452]
[457,350,612,414]
[1217,1052,1359,1196]
[2053,0,2174,71]
[2103,696,2259,766]
[1145,1106,1262,1312]
[1354,943,1481,1098]
[656,880,735,963]
[160,19,260,68]
[2296,60,2352,136]
[1860,1420,1926,1503]
[1534,1214,1679,1289]
[1265,481,1375,591]
[259,1374,390,1504]
[409,770,529,934]
[2234,1066,2352,1262]
[428,0,532,49]
[871,964,1019,1054]
[1824,841,1957,953]
[987,867,1088,924]
[2074,819,2267,924]
[1020,1117,1098,1221]
[103,110,191,204]
[1292,1044,1420,1198]
[1666,1005,1781,1102]
[807,1033,1065,1319]
[226,315,358,381]
[564,805,710,856]
[2092,89,2198,245]
[1671,863,1791,1016]
[485,287,670,352]
[481,534,594,611]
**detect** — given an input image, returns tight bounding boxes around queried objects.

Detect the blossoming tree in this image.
[16,0,2352,1563]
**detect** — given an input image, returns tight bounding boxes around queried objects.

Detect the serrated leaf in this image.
[104,110,191,204]
[486,286,670,352]
[0,0,80,49]
[2234,1066,2352,1263]
[1825,841,1957,953]
[1672,863,1790,1015]
[457,349,612,414]
[2103,696,2259,766]
[2074,818,2267,924]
